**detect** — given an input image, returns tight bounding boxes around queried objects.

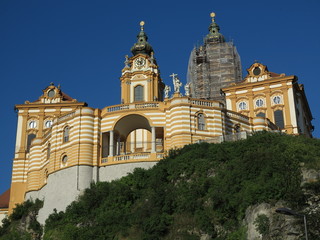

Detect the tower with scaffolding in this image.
[187,13,242,102]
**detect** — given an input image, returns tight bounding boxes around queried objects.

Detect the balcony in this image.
[101,152,164,165]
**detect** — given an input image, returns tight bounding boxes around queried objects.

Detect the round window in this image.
[253,67,261,76]
[48,89,55,98]
[273,96,281,104]
[239,101,247,110]
[29,121,37,129]
[256,99,264,107]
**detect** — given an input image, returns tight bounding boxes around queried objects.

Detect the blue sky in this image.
[1,0,319,194]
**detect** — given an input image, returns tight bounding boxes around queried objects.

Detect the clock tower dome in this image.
[120,21,164,104]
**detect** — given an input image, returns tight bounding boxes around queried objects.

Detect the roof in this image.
[0,188,10,209]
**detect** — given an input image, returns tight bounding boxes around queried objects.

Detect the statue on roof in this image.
[170,73,182,93]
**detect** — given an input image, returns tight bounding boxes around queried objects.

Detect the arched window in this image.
[234,124,241,133]
[255,99,264,108]
[44,169,48,183]
[238,101,247,110]
[134,85,144,102]
[47,143,51,160]
[63,126,69,143]
[61,155,68,166]
[26,134,36,152]
[256,112,266,118]
[274,110,284,129]
[197,114,205,130]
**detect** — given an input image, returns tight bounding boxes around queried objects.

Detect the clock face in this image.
[134,57,146,68]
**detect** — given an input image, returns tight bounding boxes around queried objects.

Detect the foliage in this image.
[37,132,320,239]
[0,199,43,240]
[254,214,270,236]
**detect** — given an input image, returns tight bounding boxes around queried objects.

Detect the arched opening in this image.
[274,109,284,129]
[47,143,51,160]
[63,126,69,143]
[26,133,36,152]
[197,113,206,130]
[101,114,164,159]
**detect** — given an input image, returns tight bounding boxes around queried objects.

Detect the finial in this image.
[50,82,54,86]
[140,21,145,31]
[210,12,216,22]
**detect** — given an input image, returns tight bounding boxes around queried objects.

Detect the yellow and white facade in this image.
[8,20,313,223]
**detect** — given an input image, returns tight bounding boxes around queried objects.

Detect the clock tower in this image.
[120,21,164,104]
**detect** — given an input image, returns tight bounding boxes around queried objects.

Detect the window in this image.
[273,96,281,105]
[274,110,284,129]
[45,120,53,128]
[44,169,48,183]
[27,134,36,152]
[61,155,68,166]
[197,114,205,130]
[255,99,264,107]
[47,143,51,160]
[238,101,247,110]
[134,85,144,102]
[29,120,37,129]
[48,89,55,98]
[253,67,261,76]
[234,124,241,133]
[256,112,266,118]
[63,126,69,143]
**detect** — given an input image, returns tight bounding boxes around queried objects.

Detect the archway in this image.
[102,114,163,157]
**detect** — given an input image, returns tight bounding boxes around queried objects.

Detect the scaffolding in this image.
[187,40,242,102]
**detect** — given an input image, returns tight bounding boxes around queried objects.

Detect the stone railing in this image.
[189,99,217,107]
[226,111,249,122]
[106,104,130,112]
[198,131,249,144]
[43,130,52,139]
[101,152,164,164]
[135,102,159,109]
[57,112,75,123]
[106,102,160,113]
[114,153,151,161]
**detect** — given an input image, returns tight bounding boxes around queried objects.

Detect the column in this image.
[109,130,114,157]
[117,136,121,155]
[151,127,156,153]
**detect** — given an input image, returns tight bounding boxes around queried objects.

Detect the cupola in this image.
[131,21,154,56]
[205,12,225,44]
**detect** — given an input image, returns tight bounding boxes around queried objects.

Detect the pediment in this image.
[26,83,77,104]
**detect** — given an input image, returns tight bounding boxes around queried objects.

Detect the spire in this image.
[205,12,225,44]
[131,21,154,56]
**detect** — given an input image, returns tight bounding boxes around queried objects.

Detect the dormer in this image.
[244,63,284,83]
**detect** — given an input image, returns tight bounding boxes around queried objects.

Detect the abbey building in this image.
[3,14,313,223]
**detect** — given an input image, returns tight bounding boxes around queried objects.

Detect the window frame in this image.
[238,101,247,110]
[63,126,70,143]
[197,113,206,130]
[134,85,144,102]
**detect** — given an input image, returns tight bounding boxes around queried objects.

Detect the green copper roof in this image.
[131,21,153,56]
[205,13,225,44]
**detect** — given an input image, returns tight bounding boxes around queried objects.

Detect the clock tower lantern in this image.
[120,21,164,104]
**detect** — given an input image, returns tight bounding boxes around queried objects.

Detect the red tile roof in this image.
[0,189,10,208]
